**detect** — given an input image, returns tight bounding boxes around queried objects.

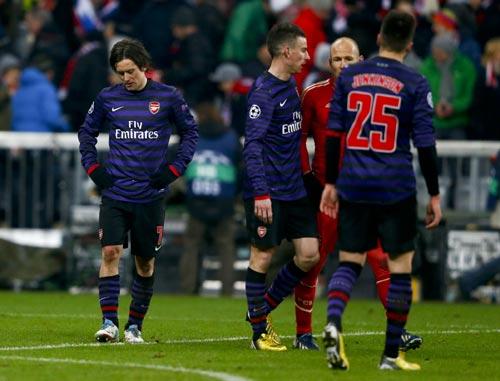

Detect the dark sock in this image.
[326,261,362,331]
[126,273,154,331]
[264,260,307,313]
[98,274,120,327]
[384,273,412,358]
[245,267,267,340]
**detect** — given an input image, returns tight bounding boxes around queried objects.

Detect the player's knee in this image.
[102,245,121,263]
[136,261,154,277]
[297,250,320,271]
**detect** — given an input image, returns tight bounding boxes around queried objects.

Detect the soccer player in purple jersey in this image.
[320,11,442,370]
[243,22,320,351]
[78,38,198,344]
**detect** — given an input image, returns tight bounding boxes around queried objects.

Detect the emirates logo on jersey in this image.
[257,226,267,238]
[149,101,160,114]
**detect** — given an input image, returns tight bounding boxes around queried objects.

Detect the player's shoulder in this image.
[98,84,122,99]
[146,80,182,98]
[249,72,274,99]
[302,78,331,98]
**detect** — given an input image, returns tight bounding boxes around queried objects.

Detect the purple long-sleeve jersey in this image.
[243,71,307,201]
[328,56,436,204]
[78,80,198,203]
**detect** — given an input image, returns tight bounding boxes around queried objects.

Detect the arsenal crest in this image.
[149,101,160,114]
[257,226,267,238]
[98,228,103,241]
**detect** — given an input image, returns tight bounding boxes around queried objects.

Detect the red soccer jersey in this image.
[300,77,340,185]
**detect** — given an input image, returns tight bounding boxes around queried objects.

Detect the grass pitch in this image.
[0,292,498,381]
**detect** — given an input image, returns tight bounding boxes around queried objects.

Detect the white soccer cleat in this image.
[124,324,144,344]
[323,322,349,370]
[95,319,119,343]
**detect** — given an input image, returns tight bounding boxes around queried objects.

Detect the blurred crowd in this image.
[0,0,498,140]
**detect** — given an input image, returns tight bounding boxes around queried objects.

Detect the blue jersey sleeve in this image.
[243,88,274,197]
[78,91,107,171]
[169,89,199,175]
[328,75,347,133]
[411,76,436,148]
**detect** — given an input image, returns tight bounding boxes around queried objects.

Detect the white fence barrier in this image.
[0,132,498,228]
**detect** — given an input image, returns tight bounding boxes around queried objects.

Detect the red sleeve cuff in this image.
[254,194,270,201]
[168,165,180,177]
[87,163,100,175]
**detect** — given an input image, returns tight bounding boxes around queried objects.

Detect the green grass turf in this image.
[0,292,498,381]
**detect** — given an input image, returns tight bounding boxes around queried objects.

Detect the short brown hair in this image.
[380,10,416,53]
[109,38,152,72]
[266,22,306,58]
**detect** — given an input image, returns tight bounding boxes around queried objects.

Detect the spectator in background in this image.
[210,62,251,137]
[10,55,68,228]
[12,56,68,132]
[458,256,500,302]
[220,0,270,64]
[478,0,500,49]
[21,7,70,87]
[393,0,433,61]
[342,0,381,58]
[61,30,109,131]
[166,6,216,107]
[0,53,20,224]
[192,0,227,56]
[292,0,330,92]
[471,37,500,140]
[432,8,481,70]
[420,32,476,140]
[180,101,241,296]
[240,38,272,80]
[132,0,186,72]
[0,54,20,130]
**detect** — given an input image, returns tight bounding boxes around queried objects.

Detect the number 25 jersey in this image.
[328,56,436,204]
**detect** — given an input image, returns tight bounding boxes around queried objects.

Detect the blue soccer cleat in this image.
[400,329,422,352]
[293,333,320,350]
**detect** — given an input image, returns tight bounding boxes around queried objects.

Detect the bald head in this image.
[329,37,361,78]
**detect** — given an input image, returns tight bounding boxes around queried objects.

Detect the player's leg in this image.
[366,245,390,307]
[324,198,375,370]
[323,250,364,370]
[378,196,420,370]
[124,199,165,344]
[294,212,337,350]
[367,245,423,352]
[265,197,319,315]
[95,198,129,343]
[243,198,285,351]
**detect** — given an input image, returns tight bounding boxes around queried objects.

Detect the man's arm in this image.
[320,134,342,218]
[412,76,442,229]
[320,76,347,218]
[78,92,113,189]
[243,89,273,223]
[169,90,199,175]
[418,145,442,228]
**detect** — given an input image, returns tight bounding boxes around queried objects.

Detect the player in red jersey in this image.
[292,37,422,352]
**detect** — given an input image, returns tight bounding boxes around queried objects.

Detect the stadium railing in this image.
[0,132,498,229]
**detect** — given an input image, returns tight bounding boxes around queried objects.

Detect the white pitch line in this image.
[0,312,241,322]
[0,355,253,381]
[0,328,498,352]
